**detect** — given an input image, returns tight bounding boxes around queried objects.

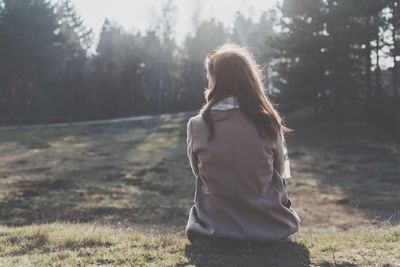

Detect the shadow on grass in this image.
[184,239,311,267]
[0,113,193,228]
[286,108,400,225]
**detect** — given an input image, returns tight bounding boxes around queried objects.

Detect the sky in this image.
[70,0,278,47]
[69,0,393,68]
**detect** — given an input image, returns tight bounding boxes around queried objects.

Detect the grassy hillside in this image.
[0,109,399,266]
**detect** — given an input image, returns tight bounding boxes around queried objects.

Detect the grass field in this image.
[0,108,399,266]
[1,223,399,266]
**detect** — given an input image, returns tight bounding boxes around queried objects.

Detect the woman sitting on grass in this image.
[185,44,300,246]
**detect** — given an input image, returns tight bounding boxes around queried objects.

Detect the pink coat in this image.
[185,105,300,244]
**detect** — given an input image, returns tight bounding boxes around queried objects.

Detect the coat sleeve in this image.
[274,131,292,179]
[187,118,200,178]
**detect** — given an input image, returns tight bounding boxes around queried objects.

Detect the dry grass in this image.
[0,223,399,266]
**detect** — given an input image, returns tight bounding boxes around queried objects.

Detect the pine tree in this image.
[56,0,93,119]
[386,0,400,135]
[0,0,63,119]
[272,0,328,113]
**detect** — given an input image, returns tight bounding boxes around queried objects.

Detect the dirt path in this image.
[0,111,189,131]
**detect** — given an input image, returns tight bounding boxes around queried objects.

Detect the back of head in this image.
[199,43,289,141]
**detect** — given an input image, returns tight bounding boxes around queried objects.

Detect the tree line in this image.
[274,0,399,133]
[0,0,275,123]
[0,0,399,134]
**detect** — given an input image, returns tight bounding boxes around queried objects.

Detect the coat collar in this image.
[211,96,240,110]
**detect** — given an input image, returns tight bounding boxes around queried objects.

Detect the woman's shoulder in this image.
[188,114,204,126]
[188,109,246,127]
[187,114,208,135]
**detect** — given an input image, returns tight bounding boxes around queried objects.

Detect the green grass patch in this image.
[0,223,399,266]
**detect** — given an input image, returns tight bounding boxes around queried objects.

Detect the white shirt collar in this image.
[211,96,240,110]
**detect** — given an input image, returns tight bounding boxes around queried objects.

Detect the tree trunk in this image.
[391,0,400,137]
[365,17,373,110]
[375,25,382,99]
[391,1,399,103]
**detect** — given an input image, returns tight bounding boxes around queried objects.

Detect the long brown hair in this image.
[199,43,290,141]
